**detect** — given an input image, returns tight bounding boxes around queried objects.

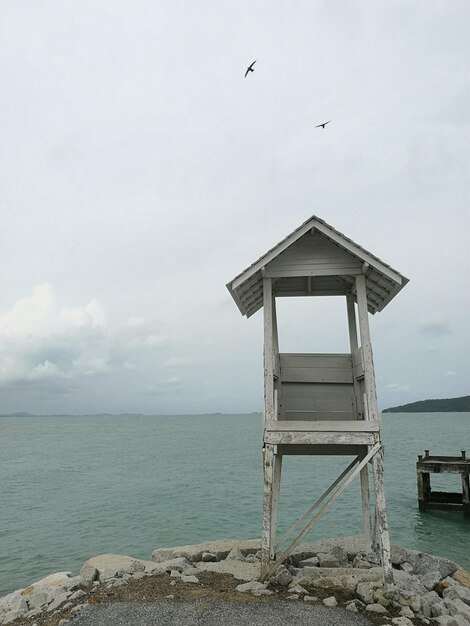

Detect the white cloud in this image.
[0,284,164,386]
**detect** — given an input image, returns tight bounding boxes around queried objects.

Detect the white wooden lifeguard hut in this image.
[226,216,408,583]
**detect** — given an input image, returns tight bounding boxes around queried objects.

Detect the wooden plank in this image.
[281,367,353,384]
[265,420,380,432]
[264,431,377,446]
[281,383,355,413]
[264,268,363,278]
[284,410,355,421]
[277,443,364,456]
[280,353,352,368]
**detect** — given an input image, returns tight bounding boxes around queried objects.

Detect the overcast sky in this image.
[1,1,469,415]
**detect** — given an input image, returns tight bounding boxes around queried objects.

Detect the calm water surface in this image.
[0,412,469,596]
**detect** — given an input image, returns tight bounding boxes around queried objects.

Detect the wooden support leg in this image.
[423,472,431,500]
[462,473,470,518]
[261,444,275,580]
[360,459,372,554]
[270,453,282,559]
[417,470,426,511]
[371,445,393,584]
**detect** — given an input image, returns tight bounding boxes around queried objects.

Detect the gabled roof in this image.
[226,215,409,317]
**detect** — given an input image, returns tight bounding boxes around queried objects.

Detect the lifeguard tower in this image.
[227,216,408,583]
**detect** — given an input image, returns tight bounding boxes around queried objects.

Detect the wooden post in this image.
[356,275,378,422]
[261,277,276,578]
[263,277,274,423]
[347,295,372,553]
[356,275,393,583]
[371,445,393,583]
[270,454,283,558]
[417,470,426,511]
[462,473,470,518]
[261,444,275,579]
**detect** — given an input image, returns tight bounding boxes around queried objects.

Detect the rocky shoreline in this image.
[1,536,470,626]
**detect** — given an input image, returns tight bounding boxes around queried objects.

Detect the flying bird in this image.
[244,60,256,78]
[315,120,331,129]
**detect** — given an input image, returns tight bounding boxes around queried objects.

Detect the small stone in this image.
[170,570,181,578]
[444,585,470,605]
[400,562,414,573]
[345,599,365,613]
[132,572,145,580]
[170,580,176,586]
[70,603,87,617]
[400,606,414,619]
[201,552,218,562]
[434,617,463,626]
[366,603,388,614]
[47,592,70,612]
[317,552,340,568]
[288,584,308,595]
[421,569,442,590]
[182,567,200,577]
[445,597,470,620]
[226,548,245,561]
[453,569,470,588]
[304,595,319,602]
[287,594,299,600]
[432,601,450,617]
[236,581,267,593]
[357,581,382,604]
[165,594,175,599]
[69,590,86,601]
[421,590,441,618]
[274,566,292,587]
[391,618,414,626]
[323,596,337,607]
[298,557,319,568]
[180,575,199,583]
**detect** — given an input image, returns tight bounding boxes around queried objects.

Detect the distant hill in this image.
[383,396,470,413]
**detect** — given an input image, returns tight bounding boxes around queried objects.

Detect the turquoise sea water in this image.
[0,412,469,597]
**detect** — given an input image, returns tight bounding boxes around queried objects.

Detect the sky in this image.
[1,1,469,415]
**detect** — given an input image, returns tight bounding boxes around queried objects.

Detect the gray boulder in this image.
[391,545,458,578]
[152,539,260,563]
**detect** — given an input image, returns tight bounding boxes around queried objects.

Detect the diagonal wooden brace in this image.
[261,442,381,582]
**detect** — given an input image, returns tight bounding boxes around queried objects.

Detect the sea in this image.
[0,412,469,597]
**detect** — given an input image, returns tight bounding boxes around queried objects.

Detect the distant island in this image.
[383,395,470,413]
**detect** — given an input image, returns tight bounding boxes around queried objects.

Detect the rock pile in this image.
[0,537,469,626]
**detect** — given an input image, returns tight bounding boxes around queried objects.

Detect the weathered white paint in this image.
[262,443,381,581]
[261,444,275,579]
[263,277,274,423]
[264,431,377,446]
[265,420,380,432]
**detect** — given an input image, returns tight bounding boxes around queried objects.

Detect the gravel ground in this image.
[9,570,404,626]
[71,599,376,626]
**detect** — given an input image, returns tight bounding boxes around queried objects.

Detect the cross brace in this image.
[260,442,392,583]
